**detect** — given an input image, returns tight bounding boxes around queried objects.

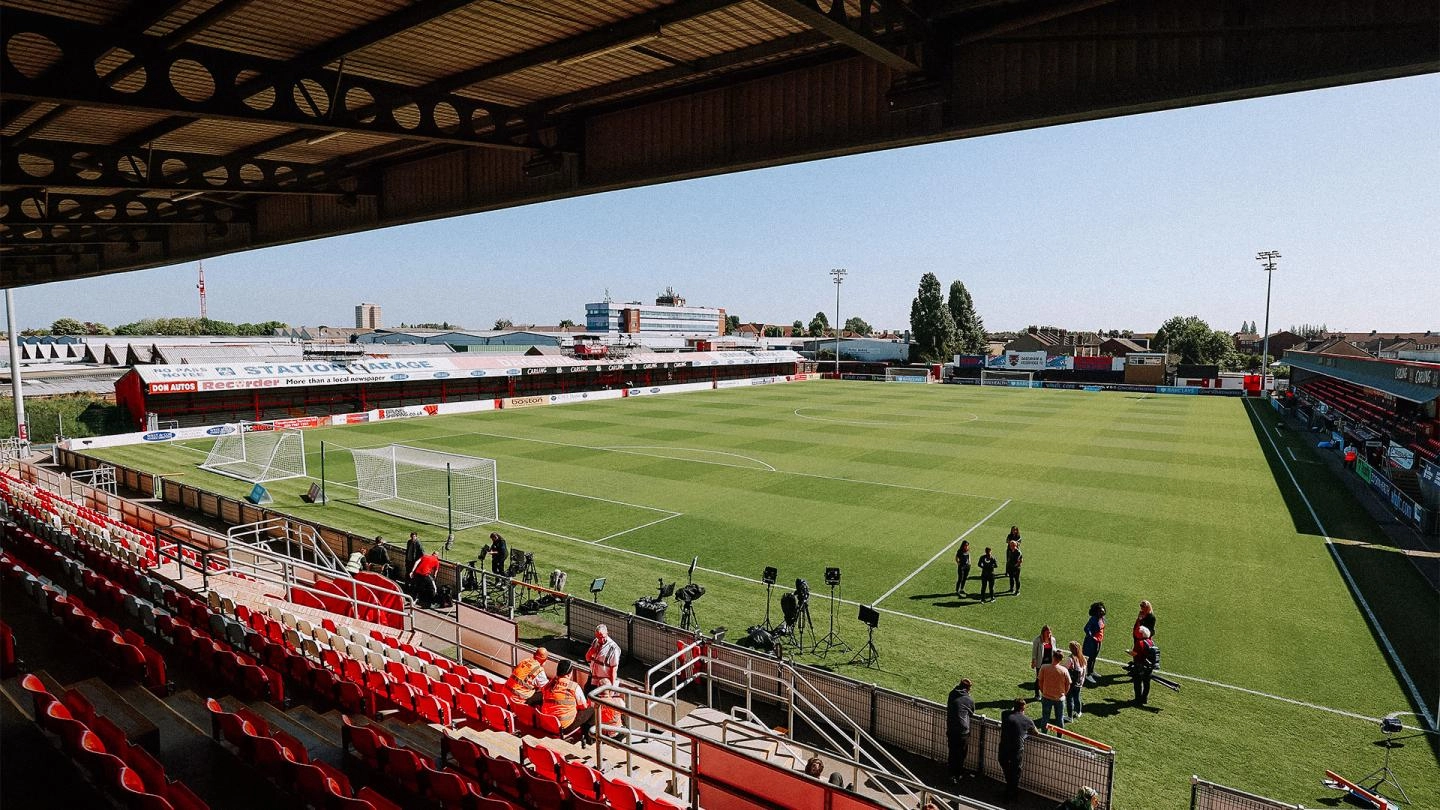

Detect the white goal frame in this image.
[349,444,498,531]
[980,369,1038,388]
[884,367,931,383]
[200,423,308,483]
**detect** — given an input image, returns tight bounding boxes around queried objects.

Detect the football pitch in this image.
[90,381,1439,807]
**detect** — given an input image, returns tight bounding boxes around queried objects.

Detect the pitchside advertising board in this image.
[134,350,806,394]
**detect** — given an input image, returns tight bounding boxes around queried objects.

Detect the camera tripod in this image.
[761,580,777,632]
[518,554,539,586]
[850,624,879,668]
[680,598,699,632]
[1360,731,1421,805]
[813,581,851,656]
[793,596,815,652]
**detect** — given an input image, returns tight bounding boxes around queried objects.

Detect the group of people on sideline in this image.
[955,525,1024,603]
[946,599,1159,804]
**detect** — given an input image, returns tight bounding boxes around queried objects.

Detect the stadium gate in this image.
[1190,777,1305,810]
[567,600,1116,808]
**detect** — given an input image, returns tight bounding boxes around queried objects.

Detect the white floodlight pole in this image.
[1256,251,1280,393]
[5,290,26,443]
[830,268,847,377]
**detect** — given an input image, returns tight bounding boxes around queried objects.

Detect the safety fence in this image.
[1190,777,1305,810]
[567,600,1116,808]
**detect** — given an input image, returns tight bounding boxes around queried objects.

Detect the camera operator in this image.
[409,550,441,609]
[485,532,508,577]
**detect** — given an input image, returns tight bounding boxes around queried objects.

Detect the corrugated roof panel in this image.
[187,0,415,62]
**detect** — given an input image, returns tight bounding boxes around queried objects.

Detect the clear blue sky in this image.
[12,74,1438,335]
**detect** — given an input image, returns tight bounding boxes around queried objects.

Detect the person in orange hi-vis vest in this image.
[540,660,594,737]
[505,647,549,705]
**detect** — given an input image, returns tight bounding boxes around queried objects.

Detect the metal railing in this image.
[229,516,343,573]
[1190,776,1306,810]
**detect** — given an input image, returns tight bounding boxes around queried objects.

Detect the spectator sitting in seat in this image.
[410,551,441,609]
[505,647,549,705]
[539,660,595,739]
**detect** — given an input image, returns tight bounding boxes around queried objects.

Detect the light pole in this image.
[1256,251,1280,394]
[829,268,846,377]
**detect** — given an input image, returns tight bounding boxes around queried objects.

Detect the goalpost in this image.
[979,369,1038,388]
[349,444,498,532]
[200,424,307,483]
[884,367,931,383]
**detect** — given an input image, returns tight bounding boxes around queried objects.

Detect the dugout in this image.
[115,351,806,429]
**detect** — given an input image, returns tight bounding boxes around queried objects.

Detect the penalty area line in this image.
[871,498,1011,607]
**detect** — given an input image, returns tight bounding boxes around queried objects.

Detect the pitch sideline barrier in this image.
[1190,776,1307,810]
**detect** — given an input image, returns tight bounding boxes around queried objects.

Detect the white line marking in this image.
[599,445,776,472]
[872,499,1011,607]
[594,512,685,544]
[1287,446,1298,461]
[792,407,978,427]
[1245,398,1435,730]
[452,429,1004,502]
[500,479,679,515]
[483,519,1431,732]
[494,520,592,545]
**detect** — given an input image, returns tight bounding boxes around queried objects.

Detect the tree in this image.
[807,311,829,337]
[946,280,987,354]
[1153,315,1238,366]
[84,321,113,335]
[50,318,87,335]
[791,320,804,335]
[909,272,958,363]
[492,318,514,330]
[842,316,872,336]
[558,319,575,328]
[763,325,784,337]
[725,315,740,335]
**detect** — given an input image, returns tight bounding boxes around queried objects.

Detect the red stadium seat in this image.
[521,769,567,810]
[382,746,425,794]
[444,733,488,779]
[485,755,523,800]
[522,741,560,781]
[602,777,643,810]
[561,760,602,801]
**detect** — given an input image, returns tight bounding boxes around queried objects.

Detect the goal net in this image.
[980,369,1037,388]
[200,424,307,483]
[349,445,498,530]
[884,367,931,383]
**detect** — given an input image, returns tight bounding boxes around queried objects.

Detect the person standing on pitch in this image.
[1129,626,1158,705]
[1006,525,1022,546]
[486,532,509,576]
[1030,625,1056,699]
[977,547,998,603]
[1037,649,1071,730]
[1082,602,1106,685]
[955,540,972,597]
[998,698,1038,802]
[1005,538,1023,595]
[1130,600,1156,657]
[946,678,975,782]
[1065,641,1087,720]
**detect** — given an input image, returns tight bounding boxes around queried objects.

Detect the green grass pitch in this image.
[90,381,1439,807]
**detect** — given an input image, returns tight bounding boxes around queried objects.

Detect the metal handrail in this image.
[697,652,922,809]
[723,707,807,768]
[646,639,704,700]
[213,540,414,629]
[228,517,342,572]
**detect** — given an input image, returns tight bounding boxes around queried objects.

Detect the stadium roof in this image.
[1285,350,1440,404]
[3,1,1434,286]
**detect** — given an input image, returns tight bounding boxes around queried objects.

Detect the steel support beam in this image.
[3,139,364,195]
[0,9,533,150]
[753,0,921,72]
[0,190,243,226]
[2,222,167,245]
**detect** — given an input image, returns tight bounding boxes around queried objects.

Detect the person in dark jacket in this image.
[404,532,423,584]
[486,532,509,576]
[999,699,1039,801]
[1005,539,1023,595]
[977,548,998,603]
[954,541,972,597]
[1082,602,1106,685]
[946,678,975,782]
